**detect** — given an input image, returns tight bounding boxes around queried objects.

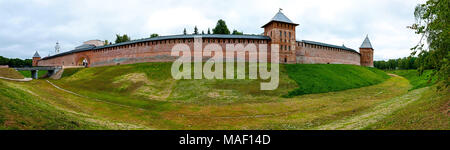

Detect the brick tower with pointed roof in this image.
[359,35,374,67]
[262,9,299,64]
[32,51,41,66]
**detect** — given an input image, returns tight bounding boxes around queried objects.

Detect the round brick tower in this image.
[359,35,374,67]
[262,9,299,64]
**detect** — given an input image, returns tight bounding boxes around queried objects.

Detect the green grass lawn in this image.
[19,70,48,78]
[0,68,25,79]
[285,64,390,97]
[0,80,108,129]
[2,71,410,130]
[365,84,449,130]
[60,68,83,78]
[363,69,448,130]
[387,70,437,90]
[54,63,389,104]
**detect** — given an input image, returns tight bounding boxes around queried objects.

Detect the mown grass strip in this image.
[284,64,390,97]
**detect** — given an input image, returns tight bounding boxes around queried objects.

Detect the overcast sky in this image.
[0,0,425,60]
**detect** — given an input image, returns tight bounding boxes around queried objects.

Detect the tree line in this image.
[374,56,420,70]
[0,56,32,67]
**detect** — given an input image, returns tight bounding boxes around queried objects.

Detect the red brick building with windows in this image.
[34,10,374,67]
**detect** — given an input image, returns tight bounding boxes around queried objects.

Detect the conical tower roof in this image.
[360,35,373,49]
[262,9,298,27]
[33,51,41,58]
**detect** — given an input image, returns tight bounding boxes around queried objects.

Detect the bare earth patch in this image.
[114,73,175,100]
[114,73,149,84]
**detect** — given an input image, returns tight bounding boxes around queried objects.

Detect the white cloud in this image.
[145,7,215,35]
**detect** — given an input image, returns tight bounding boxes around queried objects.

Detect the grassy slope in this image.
[44,63,396,129]
[55,63,389,104]
[0,74,408,130]
[365,70,448,130]
[0,68,25,79]
[175,76,410,130]
[60,68,83,78]
[19,70,48,78]
[1,63,402,130]
[12,71,407,130]
[285,64,390,97]
[366,85,449,130]
[0,80,107,129]
[387,70,436,90]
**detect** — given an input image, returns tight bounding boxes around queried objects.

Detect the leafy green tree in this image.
[202,30,205,35]
[416,50,433,70]
[0,56,8,65]
[376,61,387,70]
[398,58,406,69]
[194,26,199,35]
[115,35,122,43]
[232,30,243,35]
[104,40,110,46]
[150,33,159,38]
[410,0,449,86]
[24,59,32,67]
[183,28,187,35]
[207,28,211,34]
[0,56,32,67]
[212,19,230,34]
[115,34,131,44]
[387,59,397,70]
[375,56,420,70]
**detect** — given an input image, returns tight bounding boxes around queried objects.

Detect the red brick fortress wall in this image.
[37,38,272,67]
[37,37,363,67]
[295,41,361,65]
[37,38,364,67]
